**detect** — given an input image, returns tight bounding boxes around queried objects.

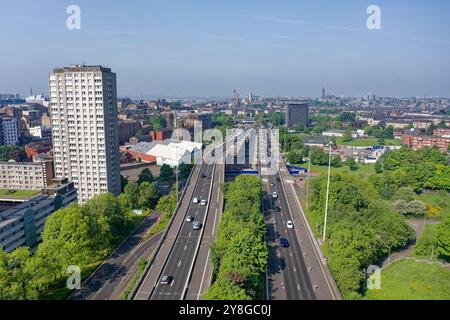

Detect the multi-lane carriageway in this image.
[133,128,339,300]
[133,130,251,300]
[260,129,339,300]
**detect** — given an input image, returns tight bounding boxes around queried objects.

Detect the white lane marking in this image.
[290,252,293,257]
[212,208,218,235]
[293,266,296,273]
[297,284,301,291]
[178,260,182,267]
[188,232,192,237]
[195,211,198,215]
[184,245,187,250]
[170,280,175,287]
[197,249,211,300]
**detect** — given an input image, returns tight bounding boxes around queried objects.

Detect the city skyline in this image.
[1,0,449,98]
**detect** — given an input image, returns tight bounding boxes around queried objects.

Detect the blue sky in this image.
[1,0,449,98]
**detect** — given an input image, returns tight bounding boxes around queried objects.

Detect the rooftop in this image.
[0,189,40,201]
[52,64,112,73]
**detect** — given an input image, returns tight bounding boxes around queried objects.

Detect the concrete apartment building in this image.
[49,65,121,204]
[286,103,309,128]
[0,115,19,145]
[0,159,54,191]
[0,178,77,253]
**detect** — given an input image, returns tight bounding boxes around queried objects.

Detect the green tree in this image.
[392,187,416,202]
[345,157,358,171]
[6,247,37,299]
[82,193,124,239]
[160,164,174,180]
[0,249,9,299]
[139,182,160,209]
[122,183,140,209]
[120,175,128,192]
[374,160,383,174]
[436,214,450,261]
[287,150,303,164]
[331,155,343,168]
[338,112,356,123]
[0,145,26,161]
[179,163,193,179]
[137,168,154,184]
[291,123,305,132]
[150,114,164,130]
[310,148,329,166]
[156,192,177,216]
[413,224,438,258]
[203,276,251,300]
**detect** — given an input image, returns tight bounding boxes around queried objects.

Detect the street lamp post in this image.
[176,165,179,204]
[306,147,311,208]
[175,147,181,204]
[322,143,332,243]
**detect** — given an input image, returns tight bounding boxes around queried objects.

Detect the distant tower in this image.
[321,87,326,99]
[233,89,240,108]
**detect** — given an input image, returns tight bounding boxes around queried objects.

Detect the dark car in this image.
[160,275,172,285]
[280,238,289,248]
[276,178,281,182]
[201,173,207,178]
[274,206,281,212]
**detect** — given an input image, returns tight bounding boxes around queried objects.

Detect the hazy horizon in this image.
[1,0,450,98]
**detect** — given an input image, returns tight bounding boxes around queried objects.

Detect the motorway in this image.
[130,127,339,300]
[150,163,215,300]
[261,129,339,300]
[134,130,248,300]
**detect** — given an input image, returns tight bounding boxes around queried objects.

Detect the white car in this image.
[287,220,294,229]
[193,197,199,204]
[200,199,207,206]
[272,192,278,199]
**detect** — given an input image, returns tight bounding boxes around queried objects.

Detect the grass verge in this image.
[364,259,450,300]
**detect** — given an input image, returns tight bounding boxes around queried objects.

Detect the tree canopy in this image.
[205,175,267,300]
